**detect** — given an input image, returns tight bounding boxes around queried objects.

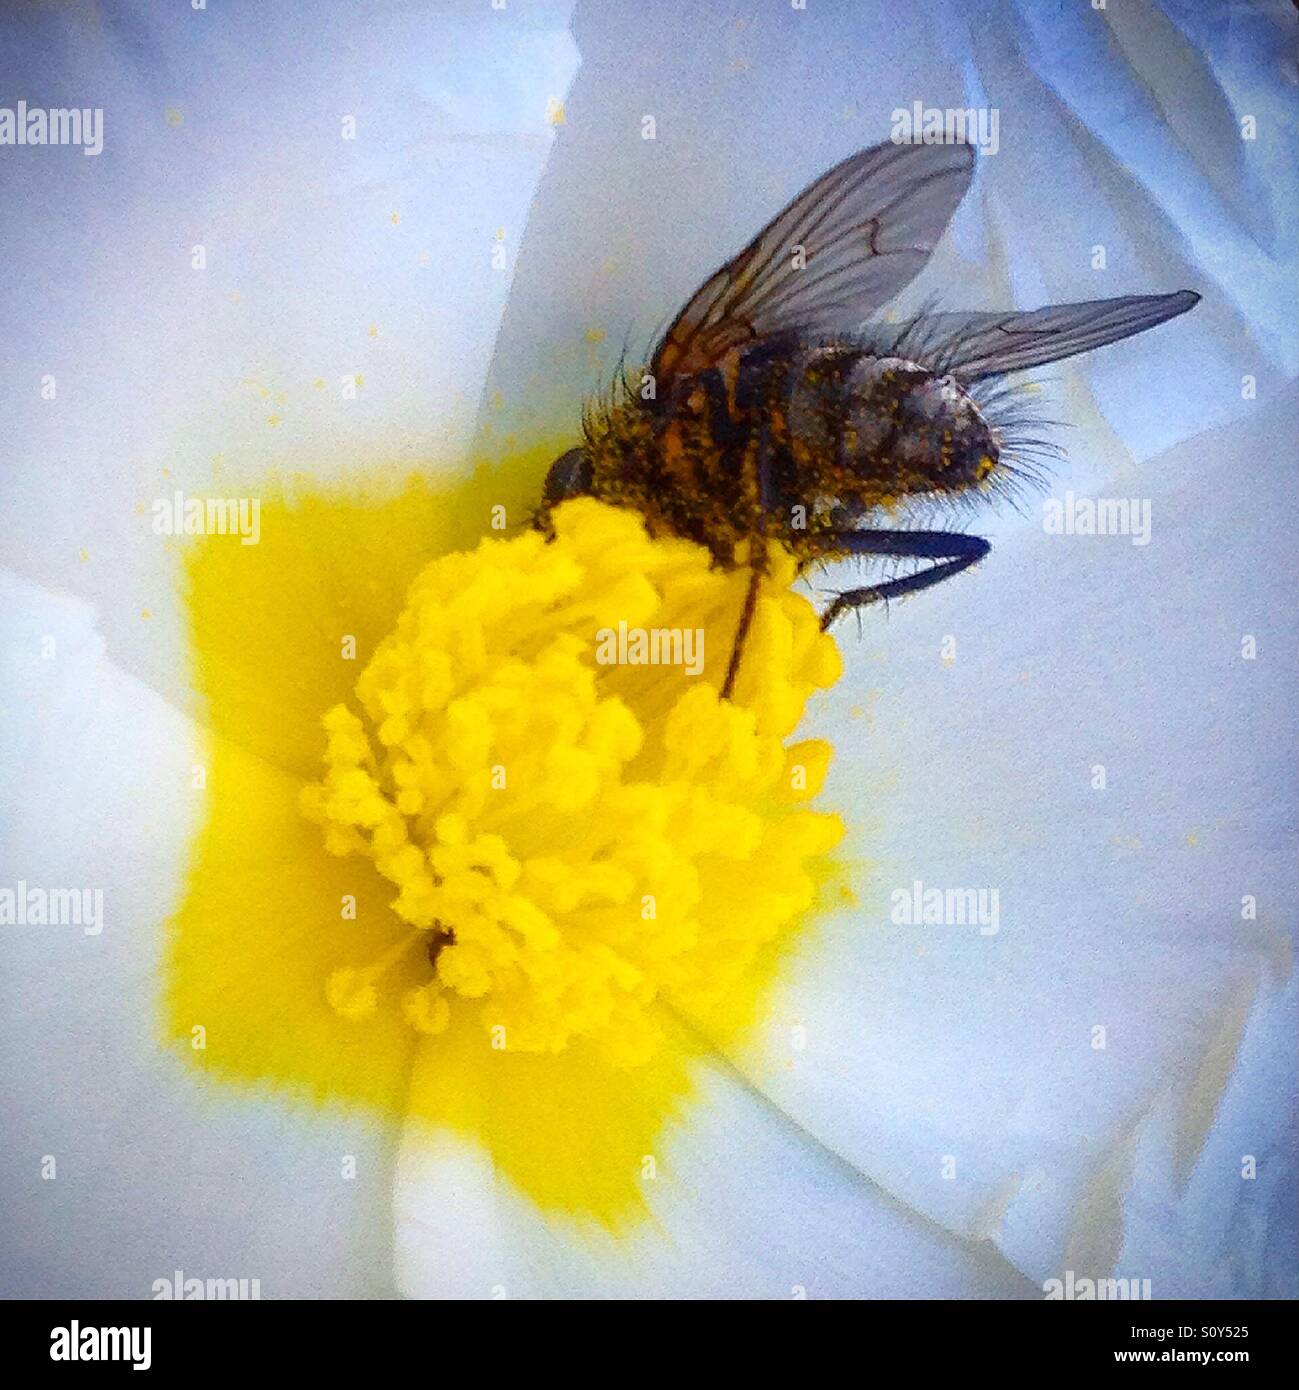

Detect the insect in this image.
[536,140,1199,699]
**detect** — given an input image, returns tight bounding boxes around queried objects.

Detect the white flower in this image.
[1,0,1294,1300]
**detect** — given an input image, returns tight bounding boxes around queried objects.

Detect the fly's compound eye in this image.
[543,448,594,508]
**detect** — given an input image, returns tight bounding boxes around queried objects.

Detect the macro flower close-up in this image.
[2,0,1296,1330]
[174,479,846,1229]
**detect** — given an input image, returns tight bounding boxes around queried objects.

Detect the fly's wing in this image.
[651,141,976,383]
[928,291,1200,381]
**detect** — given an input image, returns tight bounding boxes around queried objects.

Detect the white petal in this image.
[394,1050,1036,1300]
[1000,0,1298,372]
[2,1,581,1295]
[1112,955,1299,1300]
[732,391,1299,1290]
[0,1,580,709]
[0,570,397,1297]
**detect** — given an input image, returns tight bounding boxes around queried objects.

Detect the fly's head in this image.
[542,446,594,509]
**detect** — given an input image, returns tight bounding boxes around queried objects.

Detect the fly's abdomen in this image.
[784,343,1001,516]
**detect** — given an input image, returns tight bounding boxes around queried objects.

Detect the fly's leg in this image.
[721,424,775,702]
[720,565,762,701]
[814,530,990,630]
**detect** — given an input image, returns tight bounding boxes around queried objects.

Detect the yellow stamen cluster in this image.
[300,498,843,1067]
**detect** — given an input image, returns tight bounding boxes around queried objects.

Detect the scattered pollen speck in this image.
[1186,831,1199,847]
[165,107,183,127]
[389,211,401,225]
[546,101,566,126]
[161,467,172,479]
[419,250,430,265]
[313,378,325,390]
[367,325,379,338]
[134,502,145,517]
[267,415,281,428]
[354,374,364,388]
[141,608,153,621]
[585,328,605,344]
[78,549,89,564]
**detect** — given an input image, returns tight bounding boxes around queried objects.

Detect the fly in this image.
[536,140,1199,698]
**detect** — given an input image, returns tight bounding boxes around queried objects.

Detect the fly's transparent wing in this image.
[651,141,976,383]
[926,291,1200,380]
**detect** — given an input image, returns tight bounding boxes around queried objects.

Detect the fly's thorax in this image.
[578,375,758,567]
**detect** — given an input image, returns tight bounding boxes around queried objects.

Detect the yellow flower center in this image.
[300,498,843,1067]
